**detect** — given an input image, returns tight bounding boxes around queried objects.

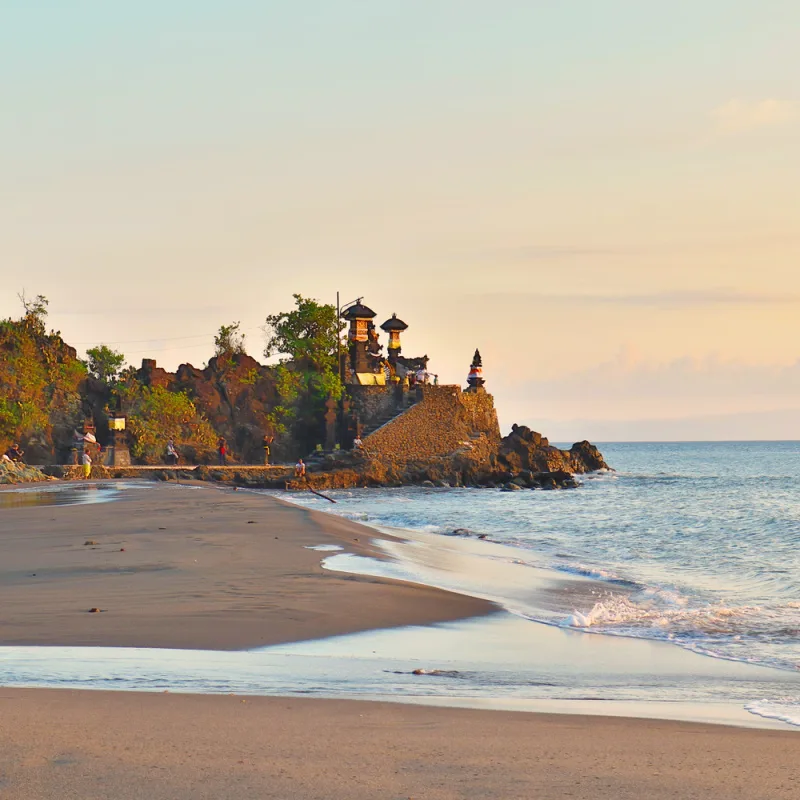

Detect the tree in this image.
[126,385,217,464]
[263,295,344,452]
[264,294,343,400]
[18,292,49,337]
[85,345,125,384]
[0,294,85,457]
[214,322,246,357]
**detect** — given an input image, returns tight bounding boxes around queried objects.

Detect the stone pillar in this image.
[324,397,337,451]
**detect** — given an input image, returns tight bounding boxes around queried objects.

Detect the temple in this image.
[337,298,495,454]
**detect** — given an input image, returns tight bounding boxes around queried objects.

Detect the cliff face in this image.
[138,355,282,463]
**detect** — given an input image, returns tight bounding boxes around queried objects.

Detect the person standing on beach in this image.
[217,437,227,466]
[263,435,273,466]
[81,450,92,479]
[166,439,179,466]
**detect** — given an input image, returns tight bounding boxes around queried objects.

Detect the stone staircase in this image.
[361,409,407,439]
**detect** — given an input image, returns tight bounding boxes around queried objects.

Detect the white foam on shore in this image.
[745,700,800,728]
[304,544,344,552]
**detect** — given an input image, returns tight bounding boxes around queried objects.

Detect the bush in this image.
[127,386,217,464]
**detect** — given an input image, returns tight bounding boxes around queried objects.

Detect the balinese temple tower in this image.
[342,299,384,383]
[466,349,486,391]
[380,313,408,365]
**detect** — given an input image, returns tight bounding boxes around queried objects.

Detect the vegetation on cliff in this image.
[124,385,217,464]
[0,295,87,461]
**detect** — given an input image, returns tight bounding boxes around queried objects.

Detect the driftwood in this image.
[307,485,336,503]
[283,477,337,503]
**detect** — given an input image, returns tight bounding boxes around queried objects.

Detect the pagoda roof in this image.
[341,301,376,320]
[380,313,408,332]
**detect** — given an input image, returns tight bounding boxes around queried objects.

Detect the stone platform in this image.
[43,465,295,485]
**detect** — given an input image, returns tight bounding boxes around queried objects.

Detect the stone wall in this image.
[47,465,294,483]
[362,385,500,463]
[348,385,399,429]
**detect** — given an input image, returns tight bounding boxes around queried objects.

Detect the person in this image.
[5,443,24,463]
[263,435,273,466]
[352,436,363,450]
[166,439,179,466]
[294,458,306,479]
[433,374,439,386]
[217,437,227,466]
[81,450,92,479]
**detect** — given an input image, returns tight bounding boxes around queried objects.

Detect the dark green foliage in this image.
[85,345,126,384]
[264,295,343,450]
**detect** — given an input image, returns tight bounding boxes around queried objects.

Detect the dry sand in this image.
[0,689,798,799]
[1,481,798,799]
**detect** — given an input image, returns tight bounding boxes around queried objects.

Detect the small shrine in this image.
[466,349,485,391]
[380,313,408,363]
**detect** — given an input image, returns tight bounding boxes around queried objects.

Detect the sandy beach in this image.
[1,481,798,799]
[1,689,798,799]
[0,482,490,650]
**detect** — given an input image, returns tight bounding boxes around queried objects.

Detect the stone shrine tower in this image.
[342,299,382,380]
[466,349,486,391]
[380,313,408,366]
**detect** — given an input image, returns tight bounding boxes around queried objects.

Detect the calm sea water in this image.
[283,442,800,673]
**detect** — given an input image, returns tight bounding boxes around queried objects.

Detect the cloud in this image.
[494,355,800,438]
[711,98,798,134]
[474,288,800,309]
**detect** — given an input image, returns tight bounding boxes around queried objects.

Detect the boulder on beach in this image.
[0,462,56,485]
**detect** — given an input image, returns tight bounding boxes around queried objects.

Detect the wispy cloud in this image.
[474,288,800,309]
[711,98,798,134]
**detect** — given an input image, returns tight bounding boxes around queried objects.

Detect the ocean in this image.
[274,441,800,725]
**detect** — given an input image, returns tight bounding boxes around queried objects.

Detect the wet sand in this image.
[0,482,491,649]
[0,688,798,800]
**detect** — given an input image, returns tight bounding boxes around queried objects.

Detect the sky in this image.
[1,1,799,440]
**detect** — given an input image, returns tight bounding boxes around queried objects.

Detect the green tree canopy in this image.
[85,345,125,384]
[263,295,344,451]
[264,295,340,368]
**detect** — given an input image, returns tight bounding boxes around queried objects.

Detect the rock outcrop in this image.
[0,462,56,485]
[495,424,609,474]
[138,355,283,463]
[274,417,609,492]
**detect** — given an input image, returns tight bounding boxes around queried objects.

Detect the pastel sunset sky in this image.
[2,1,798,440]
